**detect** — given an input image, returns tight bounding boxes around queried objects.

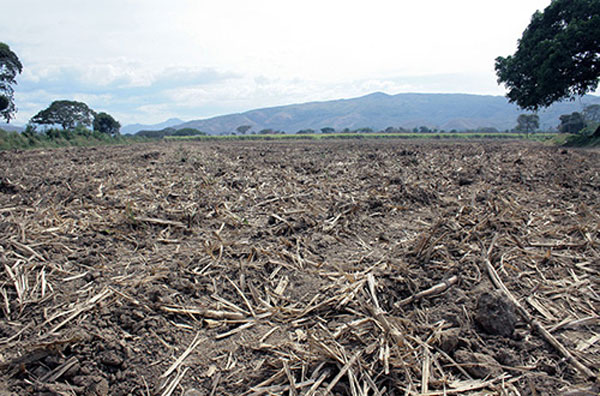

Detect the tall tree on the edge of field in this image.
[0,43,23,123]
[495,0,600,110]
[515,114,540,134]
[93,112,121,135]
[31,100,96,130]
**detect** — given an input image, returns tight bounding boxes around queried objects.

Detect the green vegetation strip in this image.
[0,128,145,151]
[563,134,600,147]
[166,132,560,142]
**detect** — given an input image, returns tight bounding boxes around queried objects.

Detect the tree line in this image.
[497,0,600,138]
[28,100,121,135]
[516,104,600,134]
[2,0,599,143]
[1,43,122,139]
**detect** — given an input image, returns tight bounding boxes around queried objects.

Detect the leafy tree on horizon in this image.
[582,104,600,136]
[559,112,586,133]
[93,112,121,135]
[495,0,600,110]
[171,127,206,136]
[515,114,540,133]
[259,128,275,134]
[31,100,96,130]
[236,125,252,135]
[0,42,23,123]
[583,104,600,123]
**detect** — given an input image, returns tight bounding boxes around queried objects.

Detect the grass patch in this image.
[166,132,560,142]
[0,128,146,151]
[563,134,600,147]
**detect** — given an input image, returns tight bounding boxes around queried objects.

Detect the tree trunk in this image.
[593,125,600,138]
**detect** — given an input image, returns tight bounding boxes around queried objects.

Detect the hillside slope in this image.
[121,118,185,135]
[175,92,600,134]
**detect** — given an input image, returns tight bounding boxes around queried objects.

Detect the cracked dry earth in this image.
[0,139,599,396]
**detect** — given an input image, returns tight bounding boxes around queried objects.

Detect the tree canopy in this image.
[93,112,121,135]
[559,112,586,133]
[236,125,252,134]
[495,0,600,110]
[515,114,540,133]
[0,43,23,122]
[583,104,600,123]
[31,100,96,130]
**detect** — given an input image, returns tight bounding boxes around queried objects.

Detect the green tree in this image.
[0,43,23,122]
[93,112,121,135]
[559,112,586,133]
[296,129,315,134]
[495,0,600,110]
[320,127,335,134]
[135,129,168,139]
[236,125,252,135]
[259,128,275,134]
[583,104,600,123]
[583,104,600,136]
[171,127,206,136]
[515,114,540,133]
[31,100,96,130]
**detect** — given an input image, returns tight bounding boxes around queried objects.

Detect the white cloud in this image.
[2,0,553,125]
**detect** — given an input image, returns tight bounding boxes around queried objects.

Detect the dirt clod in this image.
[436,327,461,353]
[73,376,109,396]
[0,141,598,395]
[475,290,517,337]
[99,351,123,368]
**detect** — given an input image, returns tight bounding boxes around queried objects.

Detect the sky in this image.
[2,0,553,126]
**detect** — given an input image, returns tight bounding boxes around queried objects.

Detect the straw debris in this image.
[0,140,598,394]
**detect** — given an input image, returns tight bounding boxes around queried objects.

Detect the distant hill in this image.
[173,92,600,134]
[0,123,25,133]
[121,118,185,135]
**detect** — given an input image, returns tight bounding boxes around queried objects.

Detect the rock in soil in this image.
[475,290,517,337]
[72,376,109,396]
[436,328,461,354]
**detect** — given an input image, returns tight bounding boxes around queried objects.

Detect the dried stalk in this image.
[161,332,204,379]
[395,275,458,307]
[484,238,596,380]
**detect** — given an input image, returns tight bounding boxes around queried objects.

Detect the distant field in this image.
[166,132,560,142]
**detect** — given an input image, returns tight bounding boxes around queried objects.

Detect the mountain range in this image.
[141,92,600,135]
[0,122,25,133]
[121,118,184,135]
[6,92,593,135]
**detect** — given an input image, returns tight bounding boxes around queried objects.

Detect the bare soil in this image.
[0,140,598,396]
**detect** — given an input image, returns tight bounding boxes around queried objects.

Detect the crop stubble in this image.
[0,140,598,395]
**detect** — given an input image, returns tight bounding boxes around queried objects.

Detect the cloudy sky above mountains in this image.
[3,0,551,125]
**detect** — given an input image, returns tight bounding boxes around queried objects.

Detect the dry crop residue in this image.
[0,140,598,396]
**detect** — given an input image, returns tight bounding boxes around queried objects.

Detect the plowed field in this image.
[0,140,598,395]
